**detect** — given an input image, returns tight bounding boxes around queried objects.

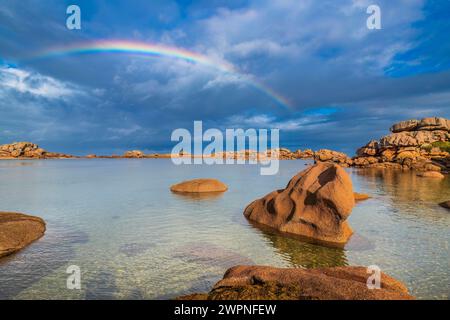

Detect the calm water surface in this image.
[0,159,448,299]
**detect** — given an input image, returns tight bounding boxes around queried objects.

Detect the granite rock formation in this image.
[0,142,74,159]
[170,179,228,193]
[244,163,355,245]
[353,117,449,172]
[178,265,414,300]
[0,212,46,258]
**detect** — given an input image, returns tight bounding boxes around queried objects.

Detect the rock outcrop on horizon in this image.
[0,212,46,258]
[244,162,355,246]
[314,149,353,167]
[123,150,145,158]
[0,142,74,159]
[170,179,228,193]
[178,265,414,300]
[353,117,450,172]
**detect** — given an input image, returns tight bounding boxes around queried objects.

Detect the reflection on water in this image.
[171,191,225,201]
[249,222,349,268]
[348,168,450,299]
[0,160,448,299]
[355,168,450,221]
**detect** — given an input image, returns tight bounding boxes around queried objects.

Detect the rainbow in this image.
[30,40,291,109]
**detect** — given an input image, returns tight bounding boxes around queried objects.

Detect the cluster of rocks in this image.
[86,150,174,159]
[179,265,413,300]
[352,117,449,172]
[313,149,353,166]
[196,148,341,161]
[0,142,73,159]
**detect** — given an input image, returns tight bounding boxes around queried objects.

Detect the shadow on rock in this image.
[247,220,349,268]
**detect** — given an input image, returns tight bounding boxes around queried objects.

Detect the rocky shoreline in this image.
[1,117,448,175]
[352,117,449,172]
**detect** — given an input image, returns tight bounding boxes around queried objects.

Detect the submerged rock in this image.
[170,179,228,193]
[178,265,414,300]
[244,163,355,246]
[172,243,254,269]
[0,212,46,258]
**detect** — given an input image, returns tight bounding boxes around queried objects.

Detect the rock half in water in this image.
[244,163,355,246]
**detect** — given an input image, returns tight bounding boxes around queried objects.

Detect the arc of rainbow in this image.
[30,40,291,109]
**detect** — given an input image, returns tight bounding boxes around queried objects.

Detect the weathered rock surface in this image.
[244,163,355,245]
[0,142,74,159]
[353,117,450,172]
[314,149,353,167]
[0,212,46,258]
[178,265,414,300]
[170,179,228,193]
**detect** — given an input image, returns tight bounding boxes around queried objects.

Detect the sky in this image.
[0,0,449,155]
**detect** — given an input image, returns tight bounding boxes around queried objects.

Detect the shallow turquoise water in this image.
[0,159,448,299]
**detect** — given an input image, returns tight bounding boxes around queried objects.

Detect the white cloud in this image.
[229,39,299,58]
[0,66,78,99]
[202,73,247,90]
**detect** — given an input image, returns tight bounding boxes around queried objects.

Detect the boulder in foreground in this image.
[170,179,228,193]
[244,163,355,245]
[178,265,414,300]
[0,212,46,258]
